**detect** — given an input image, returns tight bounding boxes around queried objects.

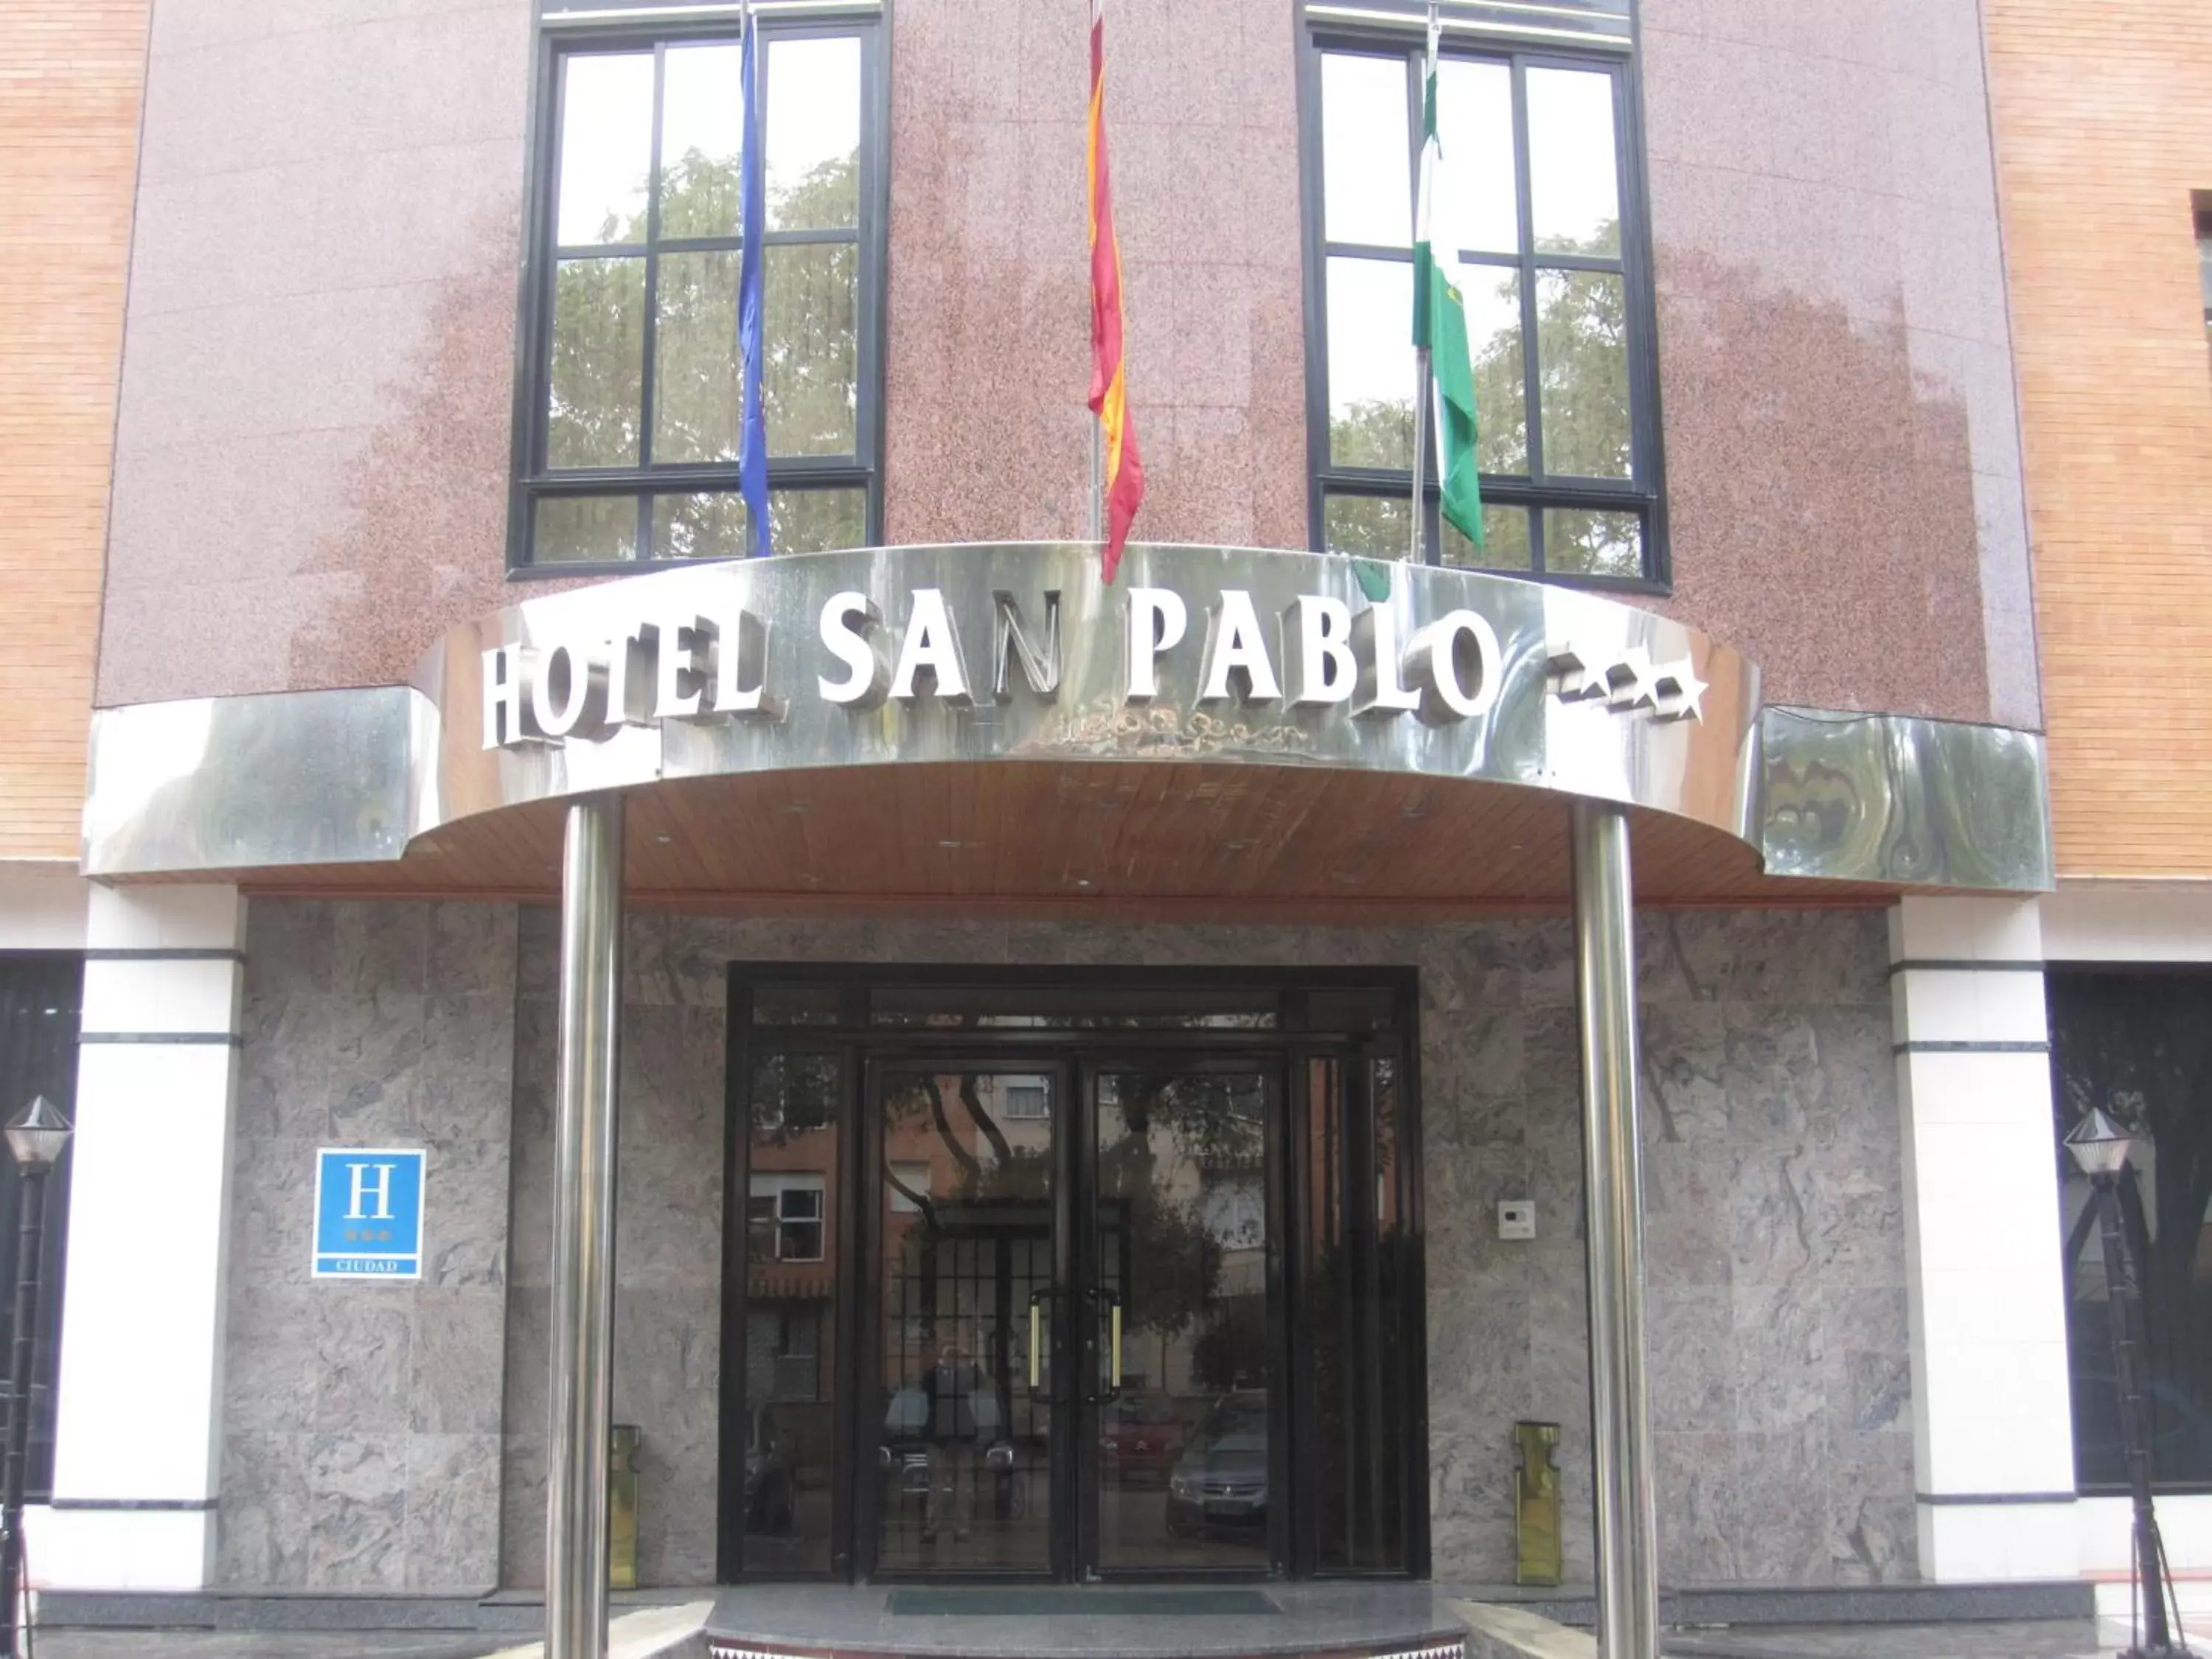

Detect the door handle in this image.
[1027,1287,1071,1404]
[1085,1287,1124,1405]
[1029,1293,1045,1390]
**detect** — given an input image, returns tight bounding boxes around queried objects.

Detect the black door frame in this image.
[718,964,1430,1585]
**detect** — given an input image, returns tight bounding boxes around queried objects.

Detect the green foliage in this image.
[1324,222,1633,569]
[543,145,862,554]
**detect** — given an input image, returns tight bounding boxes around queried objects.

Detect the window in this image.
[1001,1082,1048,1120]
[514,18,881,568]
[2197,201,2211,361]
[2049,970,2212,1489]
[746,1303,824,1400]
[1303,25,1662,582]
[748,1172,827,1263]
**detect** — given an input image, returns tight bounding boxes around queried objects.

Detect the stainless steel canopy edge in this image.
[1759,705,2054,893]
[77,542,2052,894]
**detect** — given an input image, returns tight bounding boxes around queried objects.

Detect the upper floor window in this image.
[2197,201,2211,361]
[1302,21,1663,583]
[513,16,882,569]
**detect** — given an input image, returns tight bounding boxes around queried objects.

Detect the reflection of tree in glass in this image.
[548,148,860,477]
[753,1053,838,1144]
[1324,224,1631,567]
[1534,258,1628,479]
[1102,1077,1264,1361]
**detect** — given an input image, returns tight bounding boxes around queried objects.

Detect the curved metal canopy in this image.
[79,543,2052,902]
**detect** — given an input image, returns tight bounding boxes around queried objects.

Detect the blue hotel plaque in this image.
[313,1147,425,1280]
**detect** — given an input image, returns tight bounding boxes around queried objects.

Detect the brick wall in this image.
[1984,1,2212,877]
[0,1,149,859]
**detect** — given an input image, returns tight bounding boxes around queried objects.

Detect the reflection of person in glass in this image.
[905,1324,1003,1543]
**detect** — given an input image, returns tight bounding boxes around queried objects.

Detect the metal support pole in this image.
[2095,1173,2183,1657]
[0,1171,48,1659]
[1409,346,1431,563]
[1571,800,1660,1659]
[1090,417,1105,545]
[546,796,625,1659]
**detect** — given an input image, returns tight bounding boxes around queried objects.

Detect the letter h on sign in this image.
[313,1147,425,1280]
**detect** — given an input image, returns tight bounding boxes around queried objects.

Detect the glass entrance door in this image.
[862,1058,1281,1579]
[734,969,1427,1585]
[1086,1065,1276,1575]
[867,1063,1065,1576]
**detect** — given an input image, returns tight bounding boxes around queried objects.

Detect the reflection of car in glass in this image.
[1099,1391,1183,1486]
[1165,1390,1268,1537]
[742,1405,799,1536]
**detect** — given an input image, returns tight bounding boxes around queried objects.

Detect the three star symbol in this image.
[1545,641,1708,723]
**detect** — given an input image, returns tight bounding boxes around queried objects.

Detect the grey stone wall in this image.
[217,900,517,1591]
[496,906,1913,1590]
[220,899,1910,1590]
[1423,909,1915,1587]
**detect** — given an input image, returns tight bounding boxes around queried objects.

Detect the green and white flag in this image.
[1411,8,1484,548]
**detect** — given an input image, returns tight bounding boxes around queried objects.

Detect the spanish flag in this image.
[1087,0,1144,584]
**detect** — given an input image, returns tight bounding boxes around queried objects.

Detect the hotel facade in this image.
[1,0,2207,1647]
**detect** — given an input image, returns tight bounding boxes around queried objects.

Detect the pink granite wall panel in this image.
[880,0,1308,552]
[1637,0,2034,724]
[97,0,535,706]
[100,0,2032,729]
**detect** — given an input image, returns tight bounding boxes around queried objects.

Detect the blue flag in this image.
[737,7,769,554]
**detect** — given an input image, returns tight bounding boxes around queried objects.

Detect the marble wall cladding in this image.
[487,904,1912,1590]
[218,900,517,1592]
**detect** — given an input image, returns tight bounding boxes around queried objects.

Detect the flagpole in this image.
[1091,417,1104,544]
[1410,352,1430,563]
[1409,0,1439,565]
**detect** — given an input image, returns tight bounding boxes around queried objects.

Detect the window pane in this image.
[765,239,858,456]
[1326,256,1414,468]
[1463,263,1526,474]
[659,44,743,240]
[557,52,654,246]
[1543,507,1641,577]
[654,249,741,463]
[1443,503,1532,571]
[752,984,843,1025]
[771,487,866,552]
[745,1051,842,1574]
[768,35,862,232]
[1322,493,1411,558]
[535,495,638,563]
[653,490,748,560]
[549,255,646,467]
[1527,66,1620,257]
[765,242,858,454]
[1436,59,1517,256]
[1322,53,1411,248]
[1536,268,1630,477]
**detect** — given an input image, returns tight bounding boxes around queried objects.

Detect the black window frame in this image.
[1296,17,1669,590]
[509,8,888,577]
[2195,196,2211,356]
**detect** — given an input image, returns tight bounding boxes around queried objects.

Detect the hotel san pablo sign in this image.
[476,557,1711,754]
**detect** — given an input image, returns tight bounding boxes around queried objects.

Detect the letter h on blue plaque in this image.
[313,1147,425,1280]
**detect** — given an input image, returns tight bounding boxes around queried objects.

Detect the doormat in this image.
[888,1588,1281,1617]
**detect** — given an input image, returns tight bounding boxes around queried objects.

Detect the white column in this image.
[1892,894,2079,1580]
[35,885,243,1590]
